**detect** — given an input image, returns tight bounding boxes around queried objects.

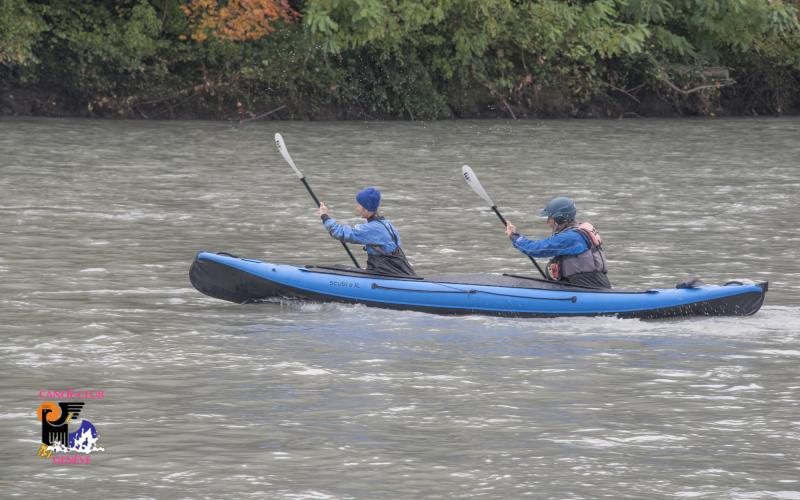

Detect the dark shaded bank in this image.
[3,84,797,121]
[2,1,799,121]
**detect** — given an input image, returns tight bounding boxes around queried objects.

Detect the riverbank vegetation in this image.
[2,0,799,120]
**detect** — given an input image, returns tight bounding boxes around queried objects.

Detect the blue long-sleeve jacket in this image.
[322,215,401,255]
[510,230,588,258]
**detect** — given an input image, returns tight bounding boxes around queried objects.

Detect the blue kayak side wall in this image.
[190,252,767,318]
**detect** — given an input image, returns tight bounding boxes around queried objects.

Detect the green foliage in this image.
[0,0,46,66]
[35,1,167,93]
[2,0,799,118]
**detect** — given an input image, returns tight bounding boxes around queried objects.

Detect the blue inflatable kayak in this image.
[189,252,767,319]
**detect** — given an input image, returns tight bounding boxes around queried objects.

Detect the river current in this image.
[1,117,799,499]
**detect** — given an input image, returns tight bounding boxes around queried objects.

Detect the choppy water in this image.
[1,117,799,499]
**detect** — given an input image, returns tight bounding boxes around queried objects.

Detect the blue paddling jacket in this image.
[321,215,416,276]
[511,230,589,258]
[511,223,611,289]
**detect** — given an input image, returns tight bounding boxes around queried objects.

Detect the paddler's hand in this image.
[505,222,517,238]
[318,202,329,217]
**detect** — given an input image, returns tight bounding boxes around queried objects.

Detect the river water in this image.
[1,117,799,499]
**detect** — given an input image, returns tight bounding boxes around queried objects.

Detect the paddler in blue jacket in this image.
[504,197,611,289]
[318,187,416,276]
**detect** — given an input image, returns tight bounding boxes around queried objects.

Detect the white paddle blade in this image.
[275,133,304,178]
[462,165,494,207]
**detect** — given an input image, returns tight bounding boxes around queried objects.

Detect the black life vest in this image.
[365,217,416,277]
[547,222,611,289]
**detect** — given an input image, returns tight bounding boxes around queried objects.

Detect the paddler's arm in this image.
[318,203,372,245]
[505,222,588,258]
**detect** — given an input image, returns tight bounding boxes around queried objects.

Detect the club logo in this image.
[36,390,104,464]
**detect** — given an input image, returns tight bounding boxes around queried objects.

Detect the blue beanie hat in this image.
[356,187,381,212]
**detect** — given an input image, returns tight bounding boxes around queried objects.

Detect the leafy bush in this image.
[2,0,798,118]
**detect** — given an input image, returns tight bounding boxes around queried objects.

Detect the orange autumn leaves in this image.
[180,0,297,42]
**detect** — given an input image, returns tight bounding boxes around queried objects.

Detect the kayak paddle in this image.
[275,133,362,269]
[461,164,548,280]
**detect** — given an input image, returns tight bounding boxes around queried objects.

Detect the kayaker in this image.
[504,197,611,289]
[318,187,416,276]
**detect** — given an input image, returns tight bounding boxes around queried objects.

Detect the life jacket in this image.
[364,217,416,277]
[546,222,611,289]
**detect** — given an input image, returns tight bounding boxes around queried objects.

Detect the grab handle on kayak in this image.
[372,283,477,294]
[372,282,577,302]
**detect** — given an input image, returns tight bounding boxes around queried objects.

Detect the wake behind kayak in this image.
[189,252,767,319]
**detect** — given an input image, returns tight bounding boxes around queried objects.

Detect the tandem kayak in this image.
[190,252,767,319]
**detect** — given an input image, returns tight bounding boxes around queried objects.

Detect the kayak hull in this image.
[190,252,767,319]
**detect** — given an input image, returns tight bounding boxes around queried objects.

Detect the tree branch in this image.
[602,81,642,104]
[661,77,736,95]
[238,104,286,125]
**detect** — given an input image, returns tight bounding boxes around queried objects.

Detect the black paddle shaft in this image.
[300,177,321,206]
[491,206,549,280]
[300,177,362,269]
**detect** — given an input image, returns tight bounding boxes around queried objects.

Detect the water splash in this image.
[47,420,104,454]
